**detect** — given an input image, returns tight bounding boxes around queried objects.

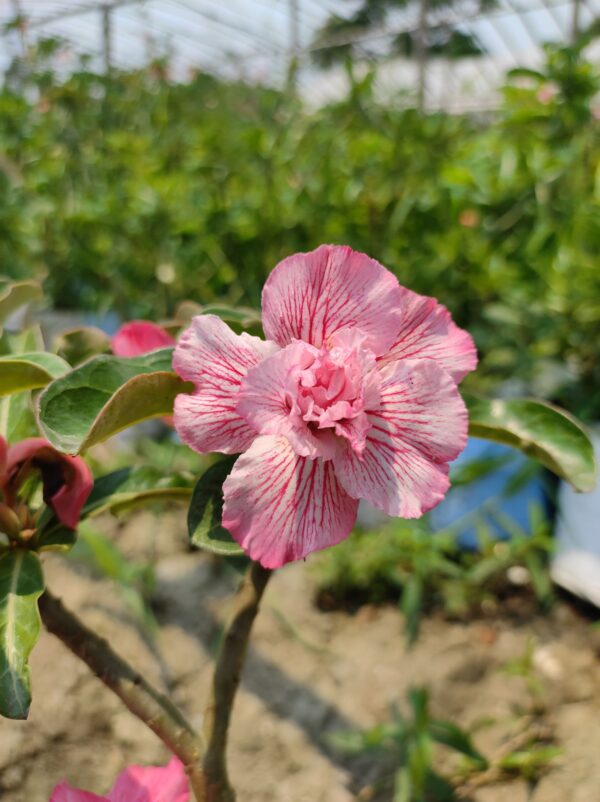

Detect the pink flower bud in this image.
[1,438,93,530]
[112,321,175,358]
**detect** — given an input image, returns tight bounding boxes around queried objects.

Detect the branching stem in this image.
[39,590,207,800]
[40,560,271,802]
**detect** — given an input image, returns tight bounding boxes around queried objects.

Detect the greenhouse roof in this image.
[2,0,599,110]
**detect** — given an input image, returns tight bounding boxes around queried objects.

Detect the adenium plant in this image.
[0,252,596,802]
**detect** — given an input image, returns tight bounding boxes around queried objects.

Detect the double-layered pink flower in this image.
[173,245,477,568]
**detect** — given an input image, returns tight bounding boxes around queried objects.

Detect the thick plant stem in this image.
[202,561,272,802]
[39,590,207,801]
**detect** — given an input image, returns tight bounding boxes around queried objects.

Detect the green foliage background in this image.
[1,42,599,415]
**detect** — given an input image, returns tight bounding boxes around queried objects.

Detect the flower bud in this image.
[0,503,21,539]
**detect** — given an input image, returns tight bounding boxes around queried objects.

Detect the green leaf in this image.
[429,719,488,769]
[55,326,111,366]
[401,574,423,647]
[0,325,44,356]
[0,352,70,398]
[188,456,243,556]
[465,395,597,492]
[176,301,262,329]
[72,523,142,585]
[37,349,191,454]
[82,466,193,518]
[0,281,42,328]
[0,550,44,719]
[0,391,38,443]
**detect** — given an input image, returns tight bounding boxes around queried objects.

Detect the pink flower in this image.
[173,245,477,568]
[0,436,93,531]
[50,756,189,802]
[536,83,558,104]
[112,321,175,358]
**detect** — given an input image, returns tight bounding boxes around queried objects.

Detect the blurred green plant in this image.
[329,686,488,801]
[1,40,599,416]
[330,686,560,800]
[314,503,555,645]
[70,521,158,635]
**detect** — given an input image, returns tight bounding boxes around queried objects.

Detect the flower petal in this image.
[4,438,93,529]
[261,245,404,355]
[334,360,468,517]
[236,342,332,459]
[173,315,278,455]
[0,435,6,476]
[108,757,190,802]
[111,321,175,357]
[222,435,359,568]
[50,782,107,802]
[378,289,477,383]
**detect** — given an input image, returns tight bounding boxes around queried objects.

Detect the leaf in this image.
[0,325,44,356]
[506,67,546,82]
[0,352,70,398]
[465,395,597,492]
[37,349,191,454]
[400,574,423,647]
[429,719,488,769]
[72,523,142,585]
[0,550,44,719]
[188,456,243,556]
[175,301,262,329]
[82,466,193,518]
[0,281,42,327]
[55,326,111,366]
[0,391,38,443]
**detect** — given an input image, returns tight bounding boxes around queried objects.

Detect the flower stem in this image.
[202,560,272,802]
[39,589,207,801]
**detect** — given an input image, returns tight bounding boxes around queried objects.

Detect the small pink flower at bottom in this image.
[173,245,478,568]
[50,757,190,802]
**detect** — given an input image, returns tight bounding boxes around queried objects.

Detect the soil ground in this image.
[2,509,600,802]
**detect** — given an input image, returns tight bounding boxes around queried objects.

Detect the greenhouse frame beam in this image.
[117,4,278,62]
[170,0,285,51]
[22,0,146,29]
[303,0,579,55]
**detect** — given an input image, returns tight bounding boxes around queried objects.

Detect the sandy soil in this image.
[1,509,600,802]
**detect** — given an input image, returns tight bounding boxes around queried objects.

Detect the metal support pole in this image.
[288,0,300,87]
[571,0,582,42]
[416,0,430,111]
[102,4,112,73]
[10,0,27,56]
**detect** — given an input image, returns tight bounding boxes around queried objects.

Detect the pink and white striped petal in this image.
[333,360,468,518]
[108,757,189,802]
[50,783,107,802]
[237,342,333,459]
[261,245,404,355]
[173,315,278,455]
[378,289,477,383]
[222,435,359,568]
